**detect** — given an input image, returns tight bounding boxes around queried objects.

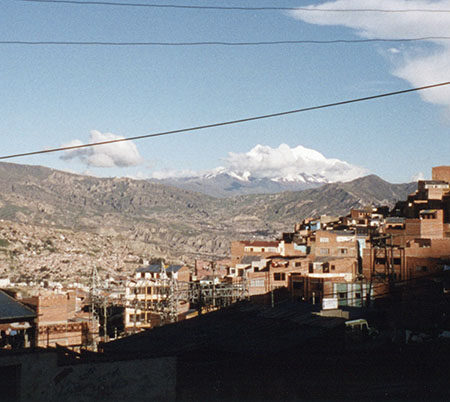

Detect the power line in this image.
[0,81,449,161]
[18,1,450,13]
[2,37,450,47]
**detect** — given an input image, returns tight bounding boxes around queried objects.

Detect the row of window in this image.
[132,286,170,294]
[319,248,348,255]
[128,313,152,323]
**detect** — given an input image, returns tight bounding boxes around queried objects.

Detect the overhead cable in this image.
[2,37,450,47]
[0,81,449,161]
[18,0,450,13]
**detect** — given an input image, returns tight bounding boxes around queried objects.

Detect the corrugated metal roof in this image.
[136,264,185,273]
[0,291,36,322]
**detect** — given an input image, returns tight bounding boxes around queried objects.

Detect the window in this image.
[331,265,335,271]
[274,273,286,281]
[308,263,314,273]
[320,248,329,255]
[251,279,265,287]
[320,237,330,243]
[261,248,265,252]
[338,292,346,299]
[415,266,428,272]
[295,262,301,267]
[293,281,303,290]
[339,248,348,255]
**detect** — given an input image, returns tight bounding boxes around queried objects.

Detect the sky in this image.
[1,0,450,183]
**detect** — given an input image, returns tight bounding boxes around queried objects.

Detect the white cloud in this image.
[411,171,425,181]
[224,144,368,182]
[290,1,450,110]
[151,169,201,180]
[151,144,368,183]
[61,130,143,168]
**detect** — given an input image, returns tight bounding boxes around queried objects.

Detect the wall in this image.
[0,350,176,401]
[432,166,450,182]
[314,231,357,258]
[420,210,444,239]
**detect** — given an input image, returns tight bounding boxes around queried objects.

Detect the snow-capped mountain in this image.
[149,144,368,197]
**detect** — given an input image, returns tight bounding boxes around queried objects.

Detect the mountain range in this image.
[150,167,327,197]
[0,161,416,283]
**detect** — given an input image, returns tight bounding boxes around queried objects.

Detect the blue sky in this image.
[1,0,449,183]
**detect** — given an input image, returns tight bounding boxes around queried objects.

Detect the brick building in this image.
[362,166,450,297]
[233,166,450,308]
[23,292,90,348]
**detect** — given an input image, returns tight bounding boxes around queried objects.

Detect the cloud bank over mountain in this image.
[61,130,143,168]
[290,0,450,110]
[151,143,368,184]
[224,144,367,182]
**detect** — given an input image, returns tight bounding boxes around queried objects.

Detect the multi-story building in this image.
[125,264,191,331]
[23,291,91,348]
[235,166,450,308]
[362,166,450,297]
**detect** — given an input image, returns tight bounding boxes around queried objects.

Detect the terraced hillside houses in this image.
[229,166,450,307]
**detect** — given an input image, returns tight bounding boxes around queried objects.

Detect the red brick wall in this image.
[177,266,191,282]
[432,166,450,182]
[37,322,89,348]
[420,209,444,239]
[283,242,307,257]
[314,231,357,258]
[25,294,69,325]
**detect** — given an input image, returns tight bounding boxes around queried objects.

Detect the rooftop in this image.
[0,290,36,323]
[242,241,279,248]
[136,264,185,274]
[240,255,264,265]
[102,301,346,358]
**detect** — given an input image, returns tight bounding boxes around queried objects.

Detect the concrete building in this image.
[125,264,191,331]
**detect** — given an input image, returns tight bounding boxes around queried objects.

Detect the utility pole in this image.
[89,266,101,349]
[103,298,108,341]
[212,261,216,308]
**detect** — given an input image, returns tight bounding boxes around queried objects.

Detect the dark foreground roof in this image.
[0,290,36,323]
[102,302,345,358]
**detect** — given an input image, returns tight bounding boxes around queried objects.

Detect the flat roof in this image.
[243,241,279,247]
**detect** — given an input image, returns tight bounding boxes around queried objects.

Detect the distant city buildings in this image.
[1,165,449,349]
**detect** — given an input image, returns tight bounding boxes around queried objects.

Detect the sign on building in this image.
[322,297,338,310]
